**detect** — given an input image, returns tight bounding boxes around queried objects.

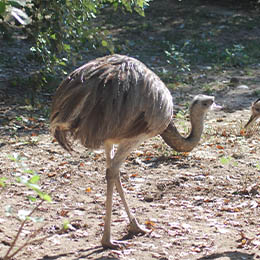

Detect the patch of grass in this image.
[219,156,238,167]
[161,9,260,76]
[202,83,214,95]
[164,38,259,71]
[164,42,191,73]
[253,90,260,96]
[156,68,177,84]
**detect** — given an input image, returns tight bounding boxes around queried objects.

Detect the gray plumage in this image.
[245,98,260,128]
[160,94,218,152]
[50,54,217,249]
[50,54,173,151]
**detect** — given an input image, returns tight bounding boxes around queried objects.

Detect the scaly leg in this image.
[114,139,148,234]
[101,168,120,249]
[115,177,149,235]
[101,142,120,249]
[102,142,128,249]
[101,137,148,249]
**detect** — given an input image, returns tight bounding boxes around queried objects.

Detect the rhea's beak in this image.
[244,114,257,128]
[210,102,222,111]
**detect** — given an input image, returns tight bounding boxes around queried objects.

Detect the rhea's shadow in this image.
[39,246,115,260]
[197,251,255,260]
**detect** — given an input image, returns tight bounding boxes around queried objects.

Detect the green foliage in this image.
[220,156,231,165]
[219,156,238,167]
[6,153,52,202]
[0,177,7,187]
[175,109,189,134]
[164,38,259,71]
[28,0,149,78]
[165,42,191,73]
[202,83,214,95]
[0,0,149,91]
[1,153,52,260]
[256,163,260,171]
[63,219,70,231]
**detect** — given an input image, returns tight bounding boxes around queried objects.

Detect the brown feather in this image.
[50,54,173,151]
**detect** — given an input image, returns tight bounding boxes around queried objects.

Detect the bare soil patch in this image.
[1,0,260,259]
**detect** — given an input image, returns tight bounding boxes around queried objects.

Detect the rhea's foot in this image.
[101,238,129,249]
[128,218,149,235]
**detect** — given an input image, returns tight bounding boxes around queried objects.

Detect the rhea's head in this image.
[245,98,260,128]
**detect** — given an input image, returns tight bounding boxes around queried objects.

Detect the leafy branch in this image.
[3,200,45,260]
[1,154,53,260]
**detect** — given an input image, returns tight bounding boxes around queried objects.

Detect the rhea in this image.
[245,98,260,128]
[50,54,219,249]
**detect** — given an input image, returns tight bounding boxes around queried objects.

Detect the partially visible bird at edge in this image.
[245,98,260,128]
[50,54,222,249]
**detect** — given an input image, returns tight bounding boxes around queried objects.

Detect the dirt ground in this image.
[1,1,260,260]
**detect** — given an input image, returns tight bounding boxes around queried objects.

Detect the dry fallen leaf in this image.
[240,129,246,136]
[59,209,69,217]
[28,117,37,122]
[59,162,68,166]
[236,231,254,248]
[62,172,71,179]
[145,220,155,229]
[221,130,228,137]
[135,150,144,156]
[144,151,153,156]
[109,250,124,258]
[85,187,92,192]
[47,172,56,177]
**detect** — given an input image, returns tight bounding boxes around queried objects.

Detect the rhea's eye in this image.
[202,102,208,106]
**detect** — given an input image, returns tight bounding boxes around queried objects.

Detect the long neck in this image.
[160,112,205,152]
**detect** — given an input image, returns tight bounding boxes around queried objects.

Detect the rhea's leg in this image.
[113,140,149,235]
[115,177,148,235]
[101,138,148,249]
[104,141,114,168]
[101,168,119,249]
[102,141,130,249]
[101,142,118,249]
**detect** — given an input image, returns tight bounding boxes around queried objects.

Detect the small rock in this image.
[237,85,249,90]
[230,77,239,86]
[144,195,154,202]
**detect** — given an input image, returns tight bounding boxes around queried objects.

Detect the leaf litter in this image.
[1,7,260,260]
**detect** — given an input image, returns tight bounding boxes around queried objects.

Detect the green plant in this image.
[219,156,238,167]
[30,0,150,81]
[0,177,7,190]
[256,163,260,171]
[1,0,150,98]
[202,84,214,95]
[253,90,260,96]
[1,153,52,260]
[164,29,260,72]
[176,110,186,120]
[165,42,191,73]
[224,44,249,67]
